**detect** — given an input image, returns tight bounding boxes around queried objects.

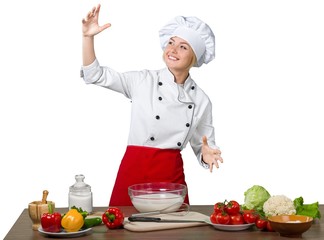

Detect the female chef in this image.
[81,4,223,206]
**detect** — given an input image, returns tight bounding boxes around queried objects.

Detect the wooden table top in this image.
[4,205,324,240]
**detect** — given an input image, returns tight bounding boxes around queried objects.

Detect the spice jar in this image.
[68,174,93,213]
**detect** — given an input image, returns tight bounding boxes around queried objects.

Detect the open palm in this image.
[201,136,223,172]
[82,4,111,37]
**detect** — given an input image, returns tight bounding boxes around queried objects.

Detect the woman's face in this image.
[163,37,196,72]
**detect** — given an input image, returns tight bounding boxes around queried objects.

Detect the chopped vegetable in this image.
[242,185,271,214]
[263,195,296,216]
[293,196,321,219]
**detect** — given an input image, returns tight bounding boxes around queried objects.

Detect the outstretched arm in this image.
[82,4,111,66]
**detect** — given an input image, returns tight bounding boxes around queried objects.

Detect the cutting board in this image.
[123,211,209,232]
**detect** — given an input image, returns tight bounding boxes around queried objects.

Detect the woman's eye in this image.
[180,45,188,50]
[168,41,174,45]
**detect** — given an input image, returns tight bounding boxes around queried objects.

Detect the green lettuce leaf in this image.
[293,196,321,219]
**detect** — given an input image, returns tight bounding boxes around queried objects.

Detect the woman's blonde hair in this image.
[189,53,197,68]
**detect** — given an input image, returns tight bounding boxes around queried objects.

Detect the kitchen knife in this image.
[128,216,208,223]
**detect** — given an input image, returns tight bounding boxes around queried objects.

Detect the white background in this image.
[1,0,323,238]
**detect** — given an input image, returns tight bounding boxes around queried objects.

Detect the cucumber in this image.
[83,217,102,229]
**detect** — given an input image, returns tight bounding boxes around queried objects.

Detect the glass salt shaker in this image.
[68,174,93,213]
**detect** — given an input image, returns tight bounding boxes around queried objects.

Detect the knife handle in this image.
[128,216,162,222]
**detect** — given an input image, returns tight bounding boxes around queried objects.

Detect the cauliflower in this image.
[263,195,296,216]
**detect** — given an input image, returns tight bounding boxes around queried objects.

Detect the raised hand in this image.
[201,136,223,172]
[82,4,111,37]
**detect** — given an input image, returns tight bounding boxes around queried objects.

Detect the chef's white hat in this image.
[159,16,215,67]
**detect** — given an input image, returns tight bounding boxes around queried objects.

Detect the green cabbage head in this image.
[243,185,271,212]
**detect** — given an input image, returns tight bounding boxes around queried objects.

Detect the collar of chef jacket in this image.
[163,68,196,104]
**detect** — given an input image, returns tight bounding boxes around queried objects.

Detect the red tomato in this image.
[266,221,275,232]
[213,202,225,214]
[243,210,259,224]
[224,200,240,215]
[215,212,230,225]
[255,218,267,230]
[242,209,256,214]
[210,213,217,224]
[229,213,244,225]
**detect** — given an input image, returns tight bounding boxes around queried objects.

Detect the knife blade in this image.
[128,216,207,223]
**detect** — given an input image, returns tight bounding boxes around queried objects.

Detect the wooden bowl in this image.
[268,215,313,238]
[28,201,55,230]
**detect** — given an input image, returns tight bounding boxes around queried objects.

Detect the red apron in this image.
[109,145,189,206]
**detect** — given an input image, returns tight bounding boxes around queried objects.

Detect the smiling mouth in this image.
[168,55,178,61]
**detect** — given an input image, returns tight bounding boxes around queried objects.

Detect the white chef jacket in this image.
[81,59,217,168]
